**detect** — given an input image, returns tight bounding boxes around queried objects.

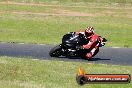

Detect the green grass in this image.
[1,0,132,4]
[0,56,131,88]
[0,2,131,88]
[0,1,132,47]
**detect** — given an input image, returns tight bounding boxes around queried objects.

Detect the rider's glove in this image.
[83,45,90,49]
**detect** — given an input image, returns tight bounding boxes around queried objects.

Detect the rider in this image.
[75,26,99,59]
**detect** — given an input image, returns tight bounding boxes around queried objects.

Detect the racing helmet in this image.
[85,26,94,38]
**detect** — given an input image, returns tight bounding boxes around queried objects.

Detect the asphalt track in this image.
[0,43,132,66]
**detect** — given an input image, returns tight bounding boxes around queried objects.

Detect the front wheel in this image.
[49,45,62,57]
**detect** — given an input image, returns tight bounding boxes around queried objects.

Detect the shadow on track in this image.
[88,58,111,61]
[59,56,111,61]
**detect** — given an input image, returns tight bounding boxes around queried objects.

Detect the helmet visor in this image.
[85,32,92,37]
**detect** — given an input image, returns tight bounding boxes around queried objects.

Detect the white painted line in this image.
[112,47,121,48]
[18,43,25,44]
[38,44,46,45]
[32,59,39,61]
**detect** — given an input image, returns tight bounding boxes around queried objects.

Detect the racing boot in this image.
[85,48,97,59]
[86,52,92,59]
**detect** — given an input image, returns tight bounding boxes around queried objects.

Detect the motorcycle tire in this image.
[49,45,62,57]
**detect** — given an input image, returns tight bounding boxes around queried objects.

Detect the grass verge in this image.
[0,1,132,47]
[0,56,131,88]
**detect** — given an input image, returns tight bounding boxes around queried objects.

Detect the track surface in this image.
[0,43,132,66]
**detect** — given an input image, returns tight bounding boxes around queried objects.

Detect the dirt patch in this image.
[56,9,95,17]
[0,1,87,8]
[1,1,132,9]
[0,1,57,7]
[0,2,95,17]
[0,1,95,17]
[0,10,94,17]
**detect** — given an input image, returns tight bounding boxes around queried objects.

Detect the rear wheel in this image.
[49,45,62,57]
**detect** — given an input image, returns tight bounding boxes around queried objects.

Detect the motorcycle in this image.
[49,32,107,59]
